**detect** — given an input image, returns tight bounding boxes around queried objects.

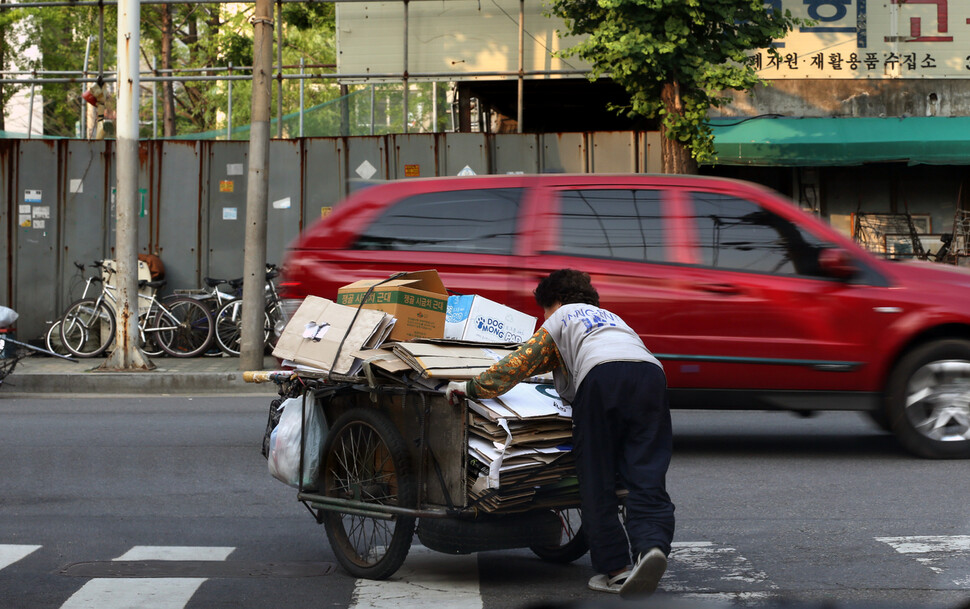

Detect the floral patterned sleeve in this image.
[466,327,562,400]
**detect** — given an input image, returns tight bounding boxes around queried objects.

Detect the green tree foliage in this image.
[138,2,339,138]
[5,3,448,138]
[549,0,801,171]
[11,6,117,137]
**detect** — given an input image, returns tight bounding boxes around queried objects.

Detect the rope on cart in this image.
[328,271,407,383]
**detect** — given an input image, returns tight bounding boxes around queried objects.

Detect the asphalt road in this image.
[1,394,969,609]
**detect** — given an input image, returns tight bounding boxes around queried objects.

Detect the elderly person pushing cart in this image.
[447,269,675,599]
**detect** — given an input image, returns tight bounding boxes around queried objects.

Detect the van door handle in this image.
[697,283,741,295]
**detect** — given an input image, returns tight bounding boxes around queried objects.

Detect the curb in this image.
[4,370,279,395]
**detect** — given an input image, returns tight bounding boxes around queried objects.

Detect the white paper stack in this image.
[465,383,577,513]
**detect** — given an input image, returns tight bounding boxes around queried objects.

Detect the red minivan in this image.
[280,174,970,459]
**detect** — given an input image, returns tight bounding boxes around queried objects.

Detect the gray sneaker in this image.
[619,547,667,599]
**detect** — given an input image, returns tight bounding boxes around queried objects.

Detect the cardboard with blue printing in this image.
[444,294,536,344]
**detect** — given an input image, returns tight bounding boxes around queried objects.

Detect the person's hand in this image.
[446,381,467,405]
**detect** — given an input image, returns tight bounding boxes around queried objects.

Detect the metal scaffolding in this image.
[0,0,592,138]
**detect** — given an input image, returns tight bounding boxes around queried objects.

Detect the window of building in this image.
[353,188,522,254]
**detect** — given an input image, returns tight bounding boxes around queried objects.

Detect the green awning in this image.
[710,116,970,167]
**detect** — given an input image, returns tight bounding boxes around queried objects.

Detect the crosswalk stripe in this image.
[0,544,41,570]
[60,577,216,609]
[664,541,776,593]
[60,546,235,609]
[350,546,482,609]
[113,546,235,562]
[876,535,970,585]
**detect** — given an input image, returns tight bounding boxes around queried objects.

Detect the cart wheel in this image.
[321,408,416,580]
[529,507,589,563]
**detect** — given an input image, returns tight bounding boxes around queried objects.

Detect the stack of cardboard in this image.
[272,296,395,375]
[391,342,518,379]
[464,383,577,513]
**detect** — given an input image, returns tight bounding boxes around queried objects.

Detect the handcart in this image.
[247,367,588,580]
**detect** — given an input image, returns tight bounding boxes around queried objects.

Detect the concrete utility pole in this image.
[103,0,151,370]
[239,0,273,371]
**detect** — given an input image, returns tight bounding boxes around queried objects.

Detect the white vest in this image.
[542,303,663,403]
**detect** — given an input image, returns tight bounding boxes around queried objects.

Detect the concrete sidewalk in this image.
[2,352,281,396]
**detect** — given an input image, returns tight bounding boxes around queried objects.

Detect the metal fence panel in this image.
[156,140,204,293]
[0,141,13,308]
[346,136,389,184]
[494,134,539,175]
[589,131,638,173]
[59,140,109,312]
[267,139,304,265]
[390,133,439,180]
[443,133,489,176]
[540,133,587,173]
[303,137,344,227]
[15,141,59,339]
[205,141,250,279]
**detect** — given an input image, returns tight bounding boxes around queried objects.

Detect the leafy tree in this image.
[0,3,27,132]
[549,0,801,173]
[10,6,116,137]
[4,2,446,138]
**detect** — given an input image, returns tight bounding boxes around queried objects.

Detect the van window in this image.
[553,189,666,262]
[689,192,828,277]
[353,188,522,254]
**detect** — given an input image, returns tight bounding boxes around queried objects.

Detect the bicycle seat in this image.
[204,277,229,288]
[229,278,245,290]
[266,269,279,281]
[144,280,166,290]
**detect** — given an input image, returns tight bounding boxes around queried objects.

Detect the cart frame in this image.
[253,368,586,580]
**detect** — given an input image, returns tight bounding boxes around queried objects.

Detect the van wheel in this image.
[886,339,970,458]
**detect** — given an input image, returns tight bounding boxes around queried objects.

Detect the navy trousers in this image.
[571,360,675,574]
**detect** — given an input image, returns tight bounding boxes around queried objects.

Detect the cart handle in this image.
[243,370,296,383]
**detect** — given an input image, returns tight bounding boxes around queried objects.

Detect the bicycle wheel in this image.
[59,298,116,358]
[45,321,71,356]
[138,323,165,357]
[322,408,416,580]
[214,299,271,357]
[154,297,214,358]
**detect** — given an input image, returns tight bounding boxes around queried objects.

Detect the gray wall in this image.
[0,132,661,340]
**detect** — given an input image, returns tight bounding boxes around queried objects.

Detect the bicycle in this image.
[58,261,215,358]
[52,261,163,357]
[213,264,286,357]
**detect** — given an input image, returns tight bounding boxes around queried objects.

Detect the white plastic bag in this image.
[0,306,18,329]
[267,394,325,489]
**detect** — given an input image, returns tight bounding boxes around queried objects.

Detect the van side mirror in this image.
[818,248,857,280]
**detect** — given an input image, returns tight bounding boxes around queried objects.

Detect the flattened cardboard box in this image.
[272,296,391,375]
[336,270,448,341]
[391,342,517,379]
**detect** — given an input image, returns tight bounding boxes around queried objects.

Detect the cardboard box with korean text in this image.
[272,296,392,375]
[336,270,448,341]
[445,294,537,343]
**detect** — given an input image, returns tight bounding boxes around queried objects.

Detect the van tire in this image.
[886,339,970,459]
